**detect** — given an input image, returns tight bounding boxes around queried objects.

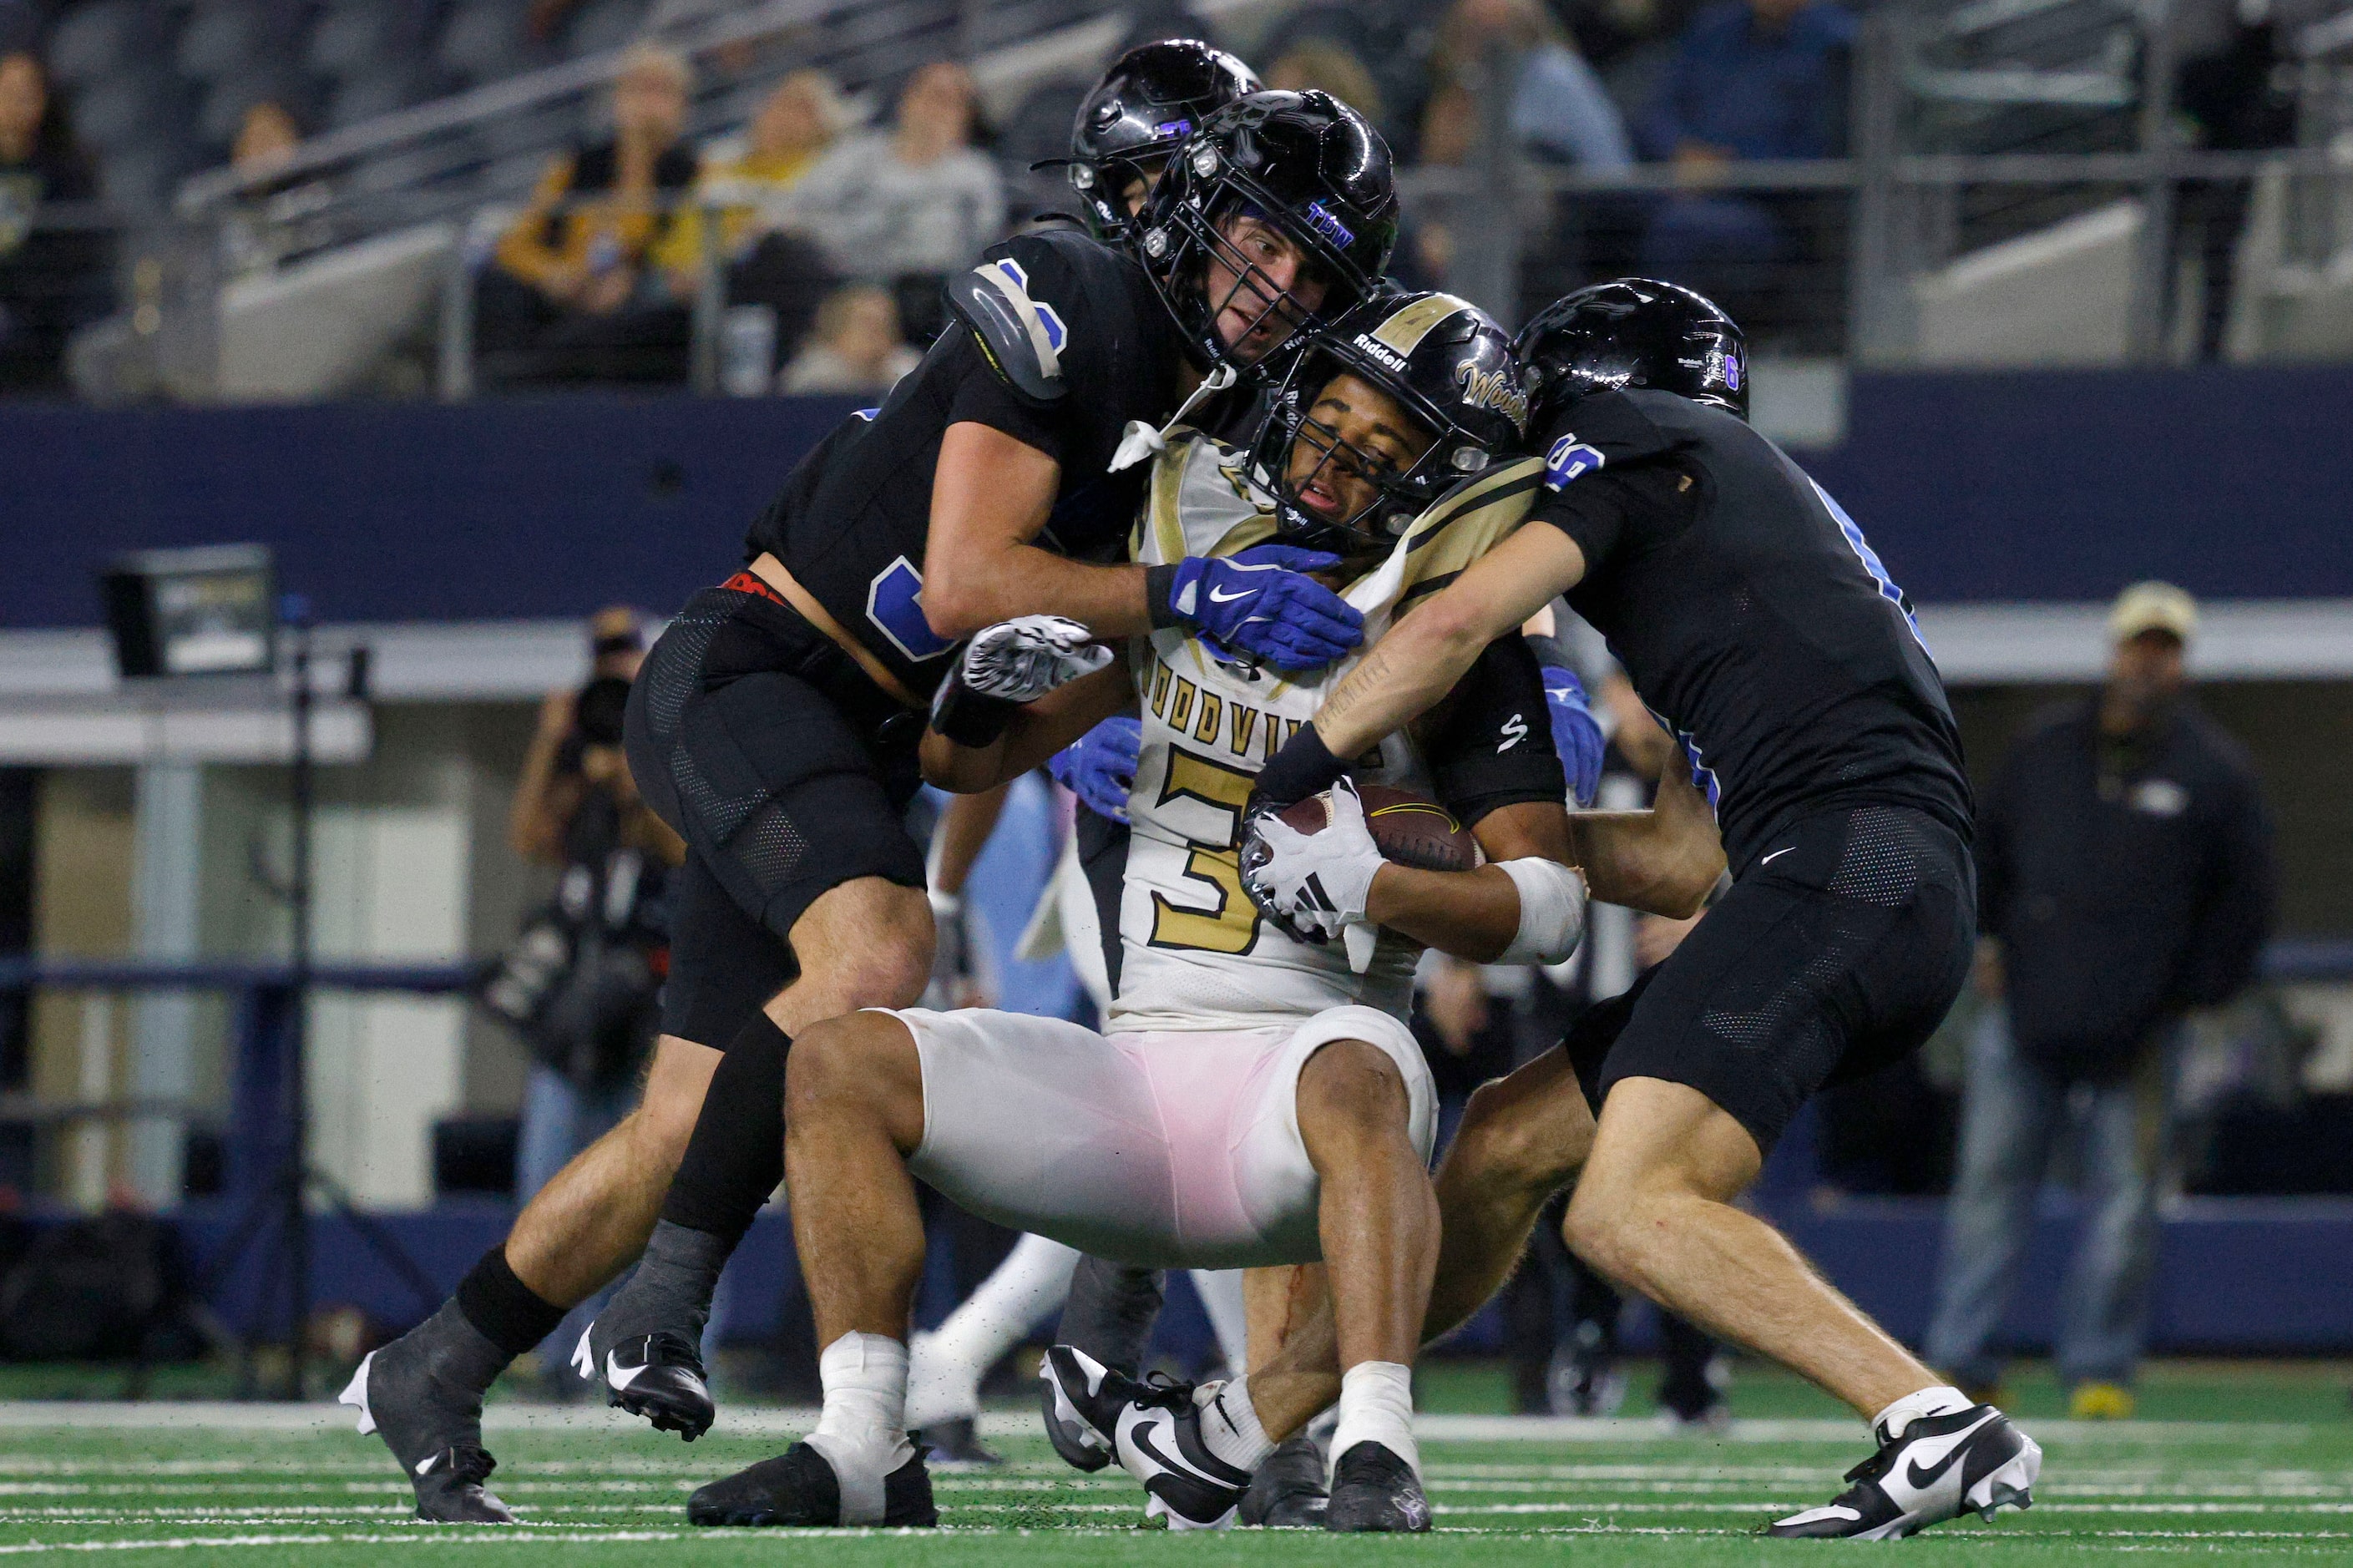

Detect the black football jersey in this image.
[743,226,1184,697]
[1528,387,1971,871]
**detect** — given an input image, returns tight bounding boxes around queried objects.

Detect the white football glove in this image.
[1239,776,1386,945]
[957,615,1116,703]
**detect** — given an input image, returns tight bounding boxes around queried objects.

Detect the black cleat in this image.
[338,1301,516,1524]
[1043,1345,1250,1530]
[913,1415,1003,1469]
[1324,1440,1430,1533]
[688,1440,937,1529]
[1768,1404,2042,1540]
[1238,1433,1328,1527]
[575,1323,715,1441]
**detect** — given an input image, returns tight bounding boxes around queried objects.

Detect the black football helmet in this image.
[1515,277,1748,426]
[1134,89,1399,381]
[1248,286,1529,554]
[1067,39,1261,241]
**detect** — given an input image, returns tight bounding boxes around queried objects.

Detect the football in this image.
[1277,783,1480,873]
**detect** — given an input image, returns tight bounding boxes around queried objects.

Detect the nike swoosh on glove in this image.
[1166,546,1363,673]
[1238,777,1385,946]
[1542,665,1606,807]
[1048,716,1142,822]
[959,615,1116,701]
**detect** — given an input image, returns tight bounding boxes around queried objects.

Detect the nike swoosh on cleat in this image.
[415,1453,440,1476]
[606,1351,650,1393]
[1904,1414,2000,1491]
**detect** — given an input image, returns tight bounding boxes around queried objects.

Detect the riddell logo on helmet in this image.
[1458,362,1530,429]
[1351,334,1409,372]
[1302,200,1355,249]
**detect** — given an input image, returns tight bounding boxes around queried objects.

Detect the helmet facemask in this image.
[1253,355,1479,557]
[1148,180,1346,377]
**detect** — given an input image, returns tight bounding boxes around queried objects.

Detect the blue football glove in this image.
[1164,544,1364,672]
[1048,716,1142,822]
[1542,665,1606,807]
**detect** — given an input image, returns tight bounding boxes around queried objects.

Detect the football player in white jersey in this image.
[680,292,1725,1535]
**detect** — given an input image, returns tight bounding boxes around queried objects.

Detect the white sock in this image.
[904,1235,1079,1429]
[1871,1384,1975,1444]
[1331,1361,1419,1476]
[1197,1373,1275,1473]
[806,1333,914,1524]
[1188,1269,1249,1376]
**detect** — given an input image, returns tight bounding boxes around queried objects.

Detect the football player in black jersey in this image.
[1065,38,1260,242]
[1233,281,2042,1540]
[341,89,1399,1524]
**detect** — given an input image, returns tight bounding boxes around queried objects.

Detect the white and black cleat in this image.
[1768,1404,2042,1540]
[687,1440,937,1529]
[1038,1375,1114,1472]
[575,1320,714,1441]
[1324,1441,1430,1533]
[1042,1345,1251,1530]
[338,1303,515,1524]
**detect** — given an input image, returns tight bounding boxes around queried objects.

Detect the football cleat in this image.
[1038,1375,1114,1472]
[575,1320,714,1441]
[1324,1440,1430,1533]
[913,1415,1004,1469]
[688,1441,938,1529]
[1040,1258,1165,1473]
[1238,1432,1329,1527]
[339,1302,515,1524]
[1768,1404,2042,1540]
[1043,1346,1252,1530]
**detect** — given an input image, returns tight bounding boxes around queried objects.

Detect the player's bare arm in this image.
[1566,763,1726,917]
[1308,524,1590,761]
[918,423,1166,640]
[918,659,1134,793]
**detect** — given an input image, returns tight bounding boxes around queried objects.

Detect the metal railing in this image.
[13,0,2353,402]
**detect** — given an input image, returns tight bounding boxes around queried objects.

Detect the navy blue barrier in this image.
[7,952,2353,1356]
[9,365,2353,630]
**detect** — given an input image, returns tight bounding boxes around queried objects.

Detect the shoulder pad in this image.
[945,252,1070,403]
[1535,390,1680,492]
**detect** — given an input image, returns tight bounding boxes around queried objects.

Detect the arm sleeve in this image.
[2176,761,2276,1009]
[1426,635,1570,827]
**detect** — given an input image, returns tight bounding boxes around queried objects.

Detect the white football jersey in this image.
[1111,429,1545,1034]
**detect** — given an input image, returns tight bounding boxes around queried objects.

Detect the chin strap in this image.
[1111,364,1239,472]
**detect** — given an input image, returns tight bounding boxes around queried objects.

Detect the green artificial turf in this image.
[0,1363,2344,1564]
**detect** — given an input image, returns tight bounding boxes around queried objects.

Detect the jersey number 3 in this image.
[1147,746,1260,955]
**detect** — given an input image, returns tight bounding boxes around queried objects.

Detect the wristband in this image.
[1249,723,1347,811]
[929,669,1020,748]
[1145,563,1185,630]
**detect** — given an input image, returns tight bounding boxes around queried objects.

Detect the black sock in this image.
[454,1245,568,1359]
[659,1014,790,1246]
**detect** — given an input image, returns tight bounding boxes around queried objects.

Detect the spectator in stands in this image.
[777,282,918,394]
[1424,0,1633,170]
[781,59,1003,343]
[220,102,333,278]
[692,70,845,359]
[476,43,703,385]
[1924,584,2275,1421]
[1636,0,1852,343]
[2173,6,2296,361]
[0,50,106,394]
